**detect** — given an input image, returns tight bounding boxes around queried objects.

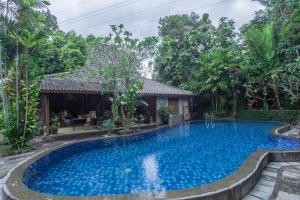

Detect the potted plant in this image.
[49,113,58,134]
[158,105,172,124]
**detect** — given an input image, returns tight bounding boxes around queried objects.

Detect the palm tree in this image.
[245,22,281,109]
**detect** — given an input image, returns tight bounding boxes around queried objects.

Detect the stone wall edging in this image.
[2,123,300,200]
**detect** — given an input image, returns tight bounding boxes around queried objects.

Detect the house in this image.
[40,69,193,134]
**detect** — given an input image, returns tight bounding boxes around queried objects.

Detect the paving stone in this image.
[286,162,300,165]
[262,171,278,177]
[266,167,280,173]
[268,164,282,169]
[248,162,300,200]
[258,179,276,187]
[250,189,271,200]
[278,162,292,166]
[270,165,300,199]
[243,194,264,200]
[254,184,274,193]
[261,175,277,182]
[276,191,300,200]
[0,177,3,200]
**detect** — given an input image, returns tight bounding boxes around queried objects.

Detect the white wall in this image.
[156,96,190,124]
[156,96,168,124]
[179,97,185,115]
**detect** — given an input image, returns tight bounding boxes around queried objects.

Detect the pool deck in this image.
[1,123,300,200]
[242,161,300,200]
[1,159,300,200]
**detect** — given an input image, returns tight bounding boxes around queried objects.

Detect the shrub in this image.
[212,111,231,119]
[0,112,5,131]
[235,110,300,123]
[4,70,40,149]
[158,105,172,123]
[158,105,172,117]
[101,119,116,135]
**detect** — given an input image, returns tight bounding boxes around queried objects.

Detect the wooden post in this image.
[42,93,50,136]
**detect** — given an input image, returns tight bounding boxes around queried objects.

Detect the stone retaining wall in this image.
[3,125,300,200]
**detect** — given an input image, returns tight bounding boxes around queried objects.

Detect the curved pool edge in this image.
[3,124,300,200]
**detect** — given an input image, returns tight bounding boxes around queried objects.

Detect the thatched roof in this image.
[41,70,192,96]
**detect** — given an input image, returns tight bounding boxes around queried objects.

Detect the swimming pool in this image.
[23,121,300,197]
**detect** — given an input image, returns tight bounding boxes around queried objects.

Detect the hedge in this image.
[235,110,300,123]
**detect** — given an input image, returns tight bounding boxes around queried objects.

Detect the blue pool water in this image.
[23,121,300,196]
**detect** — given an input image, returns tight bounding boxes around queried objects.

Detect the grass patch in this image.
[0,144,34,156]
[0,133,34,156]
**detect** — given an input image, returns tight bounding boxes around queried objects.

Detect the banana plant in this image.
[245,22,281,109]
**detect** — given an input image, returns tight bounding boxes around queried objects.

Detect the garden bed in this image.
[0,144,34,156]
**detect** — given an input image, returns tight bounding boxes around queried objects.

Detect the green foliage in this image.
[59,31,87,72]
[236,110,300,123]
[0,143,33,156]
[155,2,300,112]
[4,66,40,148]
[108,79,144,128]
[212,111,231,119]
[158,105,176,124]
[244,22,278,109]
[155,13,215,87]
[242,1,300,109]
[275,7,300,102]
[120,80,144,118]
[0,111,4,131]
[101,119,116,135]
[158,105,172,121]
[50,113,58,130]
[245,22,276,66]
[155,14,245,115]
[0,0,46,149]
[281,7,300,49]
[185,18,244,115]
[88,25,157,129]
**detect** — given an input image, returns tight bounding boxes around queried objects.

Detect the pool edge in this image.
[3,123,300,200]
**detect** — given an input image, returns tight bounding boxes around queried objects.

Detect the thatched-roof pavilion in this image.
[40,69,192,134]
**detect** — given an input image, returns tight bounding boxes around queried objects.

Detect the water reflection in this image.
[140,154,166,198]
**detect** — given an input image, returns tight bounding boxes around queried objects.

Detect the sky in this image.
[49,0,265,39]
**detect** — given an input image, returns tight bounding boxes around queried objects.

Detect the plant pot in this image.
[161,115,169,124]
[49,128,58,135]
[118,129,131,135]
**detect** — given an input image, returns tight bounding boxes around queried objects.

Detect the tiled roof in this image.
[41,70,192,96]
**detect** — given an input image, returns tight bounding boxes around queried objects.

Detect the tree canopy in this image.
[0,0,299,149]
[154,1,300,114]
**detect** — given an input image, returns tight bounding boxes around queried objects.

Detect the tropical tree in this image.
[1,0,49,148]
[273,6,300,104]
[244,22,281,109]
[87,24,158,129]
[154,13,215,87]
[187,44,244,115]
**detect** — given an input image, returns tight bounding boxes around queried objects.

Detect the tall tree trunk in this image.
[0,43,7,124]
[262,85,268,110]
[214,92,218,112]
[120,105,126,129]
[23,54,29,143]
[273,86,281,110]
[1,0,10,124]
[16,38,20,130]
[232,89,238,116]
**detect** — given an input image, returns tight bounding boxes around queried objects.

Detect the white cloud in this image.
[49,0,265,38]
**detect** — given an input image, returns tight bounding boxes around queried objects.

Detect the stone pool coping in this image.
[3,122,300,200]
